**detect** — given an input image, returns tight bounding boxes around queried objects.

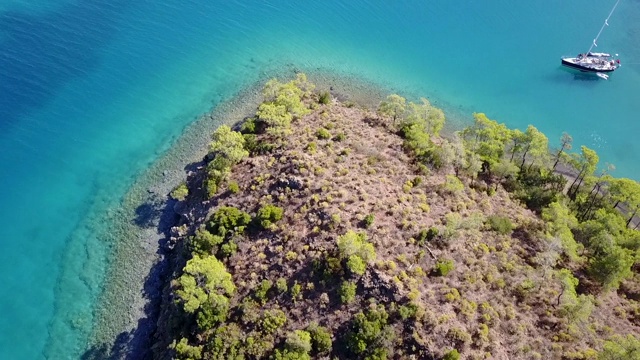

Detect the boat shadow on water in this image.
[557,66,608,82]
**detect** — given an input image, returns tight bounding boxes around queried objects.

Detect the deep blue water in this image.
[0,1,638,358]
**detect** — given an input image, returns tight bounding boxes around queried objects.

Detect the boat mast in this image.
[587,0,621,54]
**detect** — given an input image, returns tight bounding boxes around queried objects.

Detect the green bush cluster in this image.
[290,282,303,303]
[446,327,471,348]
[346,305,395,359]
[206,125,249,198]
[504,166,564,212]
[173,338,203,360]
[318,91,331,105]
[597,334,640,359]
[339,281,357,304]
[189,206,250,258]
[486,215,514,235]
[189,227,223,256]
[207,323,245,359]
[397,303,418,320]
[515,278,536,300]
[245,336,275,359]
[443,349,460,360]
[316,128,331,140]
[307,323,333,354]
[175,254,235,328]
[273,330,313,360]
[276,278,288,293]
[257,73,313,138]
[170,183,189,201]
[227,181,240,194]
[337,230,376,276]
[443,175,464,194]
[362,214,375,229]
[433,258,455,276]
[346,256,367,276]
[208,206,251,237]
[254,279,273,305]
[256,204,284,229]
[260,309,287,334]
[305,141,317,154]
[417,227,439,245]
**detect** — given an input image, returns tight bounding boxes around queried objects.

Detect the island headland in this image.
[106,74,640,359]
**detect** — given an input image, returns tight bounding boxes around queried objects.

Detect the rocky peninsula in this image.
[115,74,640,359]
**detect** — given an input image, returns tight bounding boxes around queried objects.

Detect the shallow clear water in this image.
[0,0,638,358]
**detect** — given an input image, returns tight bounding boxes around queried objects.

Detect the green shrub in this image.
[505,166,564,212]
[307,323,333,354]
[290,282,303,302]
[207,323,245,359]
[209,125,249,165]
[486,215,514,235]
[227,181,240,194]
[208,206,251,237]
[446,327,471,347]
[260,309,287,334]
[318,91,331,105]
[397,303,418,320]
[256,204,284,229]
[443,175,464,194]
[285,330,312,354]
[242,133,259,154]
[346,255,367,276]
[316,128,331,140]
[305,142,317,154]
[173,338,203,360]
[171,183,189,201]
[175,255,235,314]
[337,231,376,277]
[196,293,231,330]
[337,231,376,263]
[190,227,224,256]
[433,258,455,276]
[598,334,640,359]
[240,117,257,134]
[403,180,414,193]
[515,278,536,299]
[245,335,275,358]
[276,278,288,293]
[334,132,346,142]
[254,279,273,305]
[346,305,394,358]
[589,245,634,292]
[286,251,298,261]
[218,240,238,258]
[417,227,439,245]
[443,349,461,360]
[362,214,375,229]
[339,281,357,304]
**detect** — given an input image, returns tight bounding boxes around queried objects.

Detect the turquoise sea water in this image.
[0,1,638,358]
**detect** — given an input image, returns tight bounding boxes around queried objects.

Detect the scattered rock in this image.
[276,176,303,190]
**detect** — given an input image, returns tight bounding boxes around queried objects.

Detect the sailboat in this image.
[561,0,621,74]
